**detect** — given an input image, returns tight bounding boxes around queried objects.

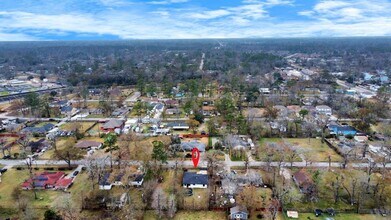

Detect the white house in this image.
[315,105,332,115]
[99,173,113,190]
[259,88,270,94]
[129,174,144,187]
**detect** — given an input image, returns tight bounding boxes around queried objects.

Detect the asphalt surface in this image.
[1,158,390,169]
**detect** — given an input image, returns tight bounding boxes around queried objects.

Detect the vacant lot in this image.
[258,138,342,162]
[173,211,226,220]
[60,122,96,133]
[298,213,384,220]
[40,137,76,159]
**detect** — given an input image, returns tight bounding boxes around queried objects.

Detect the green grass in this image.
[0,91,10,96]
[0,168,73,218]
[85,114,105,118]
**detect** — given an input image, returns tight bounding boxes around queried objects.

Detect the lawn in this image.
[85,114,105,118]
[173,211,226,220]
[40,137,76,159]
[60,122,96,133]
[296,213,384,220]
[35,122,55,127]
[258,138,342,162]
[183,188,209,210]
[0,168,72,218]
[86,123,102,136]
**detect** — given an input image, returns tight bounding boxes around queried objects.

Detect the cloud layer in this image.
[0,0,390,40]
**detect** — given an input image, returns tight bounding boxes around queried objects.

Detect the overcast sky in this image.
[1,0,391,40]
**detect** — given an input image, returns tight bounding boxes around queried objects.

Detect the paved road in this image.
[1,158,390,169]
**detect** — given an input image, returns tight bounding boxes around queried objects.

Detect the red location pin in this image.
[191,148,200,168]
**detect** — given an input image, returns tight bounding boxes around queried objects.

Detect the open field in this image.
[172,211,226,220]
[40,137,75,159]
[85,114,105,118]
[258,138,342,162]
[296,213,385,220]
[60,122,96,133]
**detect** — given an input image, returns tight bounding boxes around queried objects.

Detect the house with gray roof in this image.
[100,119,124,132]
[182,171,208,188]
[181,141,206,152]
[229,205,248,220]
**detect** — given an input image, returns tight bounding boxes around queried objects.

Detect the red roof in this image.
[55,178,73,188]
[21,172,65,189]
[41,172,65,185]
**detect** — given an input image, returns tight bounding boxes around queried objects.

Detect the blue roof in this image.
[60,105,73,112]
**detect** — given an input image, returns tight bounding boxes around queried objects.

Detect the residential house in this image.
[49,100,69,108]
[316,105,332,115]
[28,139,50,153]
[112,173,125,186]
[129,173,144,187]
[22,123,55,135]
[182,171,208,189]
[354,136,368,143]
[167,121,189,130]
[99,173,113,190]
[292,170,314,194]
[75,140,102,150]
[259,88,270,94]
[101,119,125,133]
[229,205,248,220]
[181,141,206,152]
[22,172,70,190]
[55,178,73,190]
[112,108,129,117]
[201,106,216,116]
[165,99,179,108]
[152,103,165,112]
[60,105,74,116]
[165,108,181,115]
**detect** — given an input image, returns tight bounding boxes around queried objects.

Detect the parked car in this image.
[2,155,11,159]
[315,209,323,217]
[184,188,193,196]
[0,168,7,173]
[73,171,79,176]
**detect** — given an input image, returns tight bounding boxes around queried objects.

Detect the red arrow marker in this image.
[192,148,200,168]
